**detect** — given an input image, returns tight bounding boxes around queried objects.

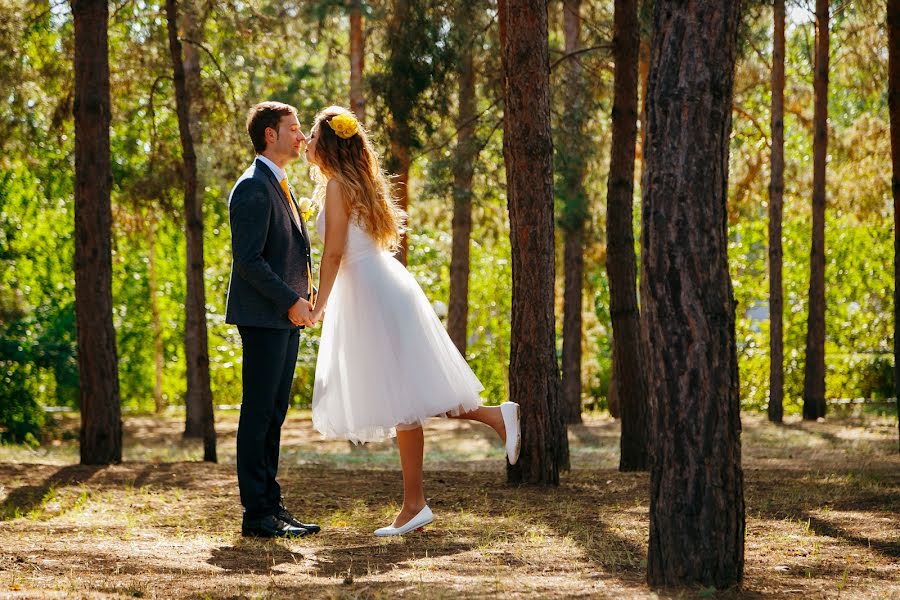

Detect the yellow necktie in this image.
[280,176,314,301]
[279,177,301,224]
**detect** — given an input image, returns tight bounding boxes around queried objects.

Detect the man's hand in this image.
[288,298,314,327]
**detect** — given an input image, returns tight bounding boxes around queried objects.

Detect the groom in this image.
[226,101,320,538]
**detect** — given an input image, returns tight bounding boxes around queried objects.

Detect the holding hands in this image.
[287,298,325,327]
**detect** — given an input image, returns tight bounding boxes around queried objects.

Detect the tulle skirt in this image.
[311,250,484,443]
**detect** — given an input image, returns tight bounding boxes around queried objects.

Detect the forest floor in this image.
[0,410,897,599]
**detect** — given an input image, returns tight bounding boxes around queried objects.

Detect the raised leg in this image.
[449,405,506,442]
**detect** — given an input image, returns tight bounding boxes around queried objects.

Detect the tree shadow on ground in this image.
[209,541,305,575]
[207,536,476,580]
[0,464,102,520]
[803,513,899,559]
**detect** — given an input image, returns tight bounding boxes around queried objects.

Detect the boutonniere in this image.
[297,197,315,222]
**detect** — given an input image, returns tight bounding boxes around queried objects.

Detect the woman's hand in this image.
[310,304,326,324]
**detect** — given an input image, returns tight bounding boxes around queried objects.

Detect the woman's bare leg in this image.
[449,405,506,442]
[392,426,427,527]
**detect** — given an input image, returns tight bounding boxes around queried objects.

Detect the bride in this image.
[305,106,521,536]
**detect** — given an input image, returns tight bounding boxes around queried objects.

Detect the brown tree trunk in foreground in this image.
[447,0,478,354]
[166,0,216,462]
[560,0,586,425]
[147,217,165,414]
[641,0,744,587]
[889,0,900,452]
[350,0,365,122]
[803,0,829,421]
[391,140,411,265]
[768,0,785,424]
[607,0,647,472]
[500,0,569,485]
[72,0,122,465]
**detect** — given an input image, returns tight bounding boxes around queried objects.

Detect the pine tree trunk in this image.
[803,0,829,421]
[637,29,649,182]
[391,139,411,265]
[350,0,365,122]
[768,0,785,424]
[608,347,620,418]
[641,1,744,586]
[447,1,477,354]
[166,0,216,462]
[147,216,165,414]
[500,0,569,485]
[72,0,122,465]
[562,226,584,423]
[607,0,647,472]
[888,0,900,452]
[560,0,586,425]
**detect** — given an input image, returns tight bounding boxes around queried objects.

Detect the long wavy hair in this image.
[309,106,406,251]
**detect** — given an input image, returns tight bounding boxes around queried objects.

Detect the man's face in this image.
[266,113,306,164]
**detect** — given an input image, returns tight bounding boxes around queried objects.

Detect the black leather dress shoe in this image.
[241,514,309,538]
[277,503,321,534]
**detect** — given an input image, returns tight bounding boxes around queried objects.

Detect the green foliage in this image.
[0,0,894,448]
[731,212,894,413]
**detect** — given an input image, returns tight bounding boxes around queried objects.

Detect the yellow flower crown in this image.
[327,113,359,139]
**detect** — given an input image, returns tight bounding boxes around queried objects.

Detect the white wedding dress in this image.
[311,206,485,443]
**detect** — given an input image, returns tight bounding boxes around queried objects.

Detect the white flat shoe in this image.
[500,401,521,465]
[374,505,433,537]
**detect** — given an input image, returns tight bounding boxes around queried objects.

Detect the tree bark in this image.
[889,0,900,452]
[166,0,216,462]
[608,349,620,418]
[768,0,785,424]
[349,0,365,122]
[607,0,647,471]
[803,0,829,421]
[384,0,413,266]
[641,1,744,587]
[560,0,586,425]
[147,215,165,414]
[447,1,478,354]
[72,0,122,465]
[390,139,411,265]
[500,0,569,485]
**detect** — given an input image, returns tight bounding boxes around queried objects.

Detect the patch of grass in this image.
[0,414,898,598]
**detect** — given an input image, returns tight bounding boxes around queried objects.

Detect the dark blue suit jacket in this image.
[225,159,312,329]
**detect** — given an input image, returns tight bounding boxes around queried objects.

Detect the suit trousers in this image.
[236,325,300,519]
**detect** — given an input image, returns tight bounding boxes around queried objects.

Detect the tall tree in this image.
[607,0,647,471]
[501,0,569,485]
[447,1,479,353]
[890,0,900,451]
[72,0,122,465]
[641,0,744,587]
[803,0,829,421]
[174,0,211,440]
[147,214,165,414]
[380,0,447,264]
[768,0,786,424]
[558,0,588,425]
[166,0,216,462]
[349,0,365,122]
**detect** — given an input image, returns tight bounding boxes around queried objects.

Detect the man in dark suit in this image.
[226,101,320,538]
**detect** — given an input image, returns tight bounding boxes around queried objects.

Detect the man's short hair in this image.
[246,101,297,153]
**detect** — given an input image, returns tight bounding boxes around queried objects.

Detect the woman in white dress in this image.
[305,106,521,536]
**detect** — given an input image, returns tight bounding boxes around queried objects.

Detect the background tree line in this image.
[0,0,894,440]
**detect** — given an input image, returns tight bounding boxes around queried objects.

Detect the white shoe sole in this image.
[500,402,521,465]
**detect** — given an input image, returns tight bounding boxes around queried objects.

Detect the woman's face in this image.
[304,124,320,166]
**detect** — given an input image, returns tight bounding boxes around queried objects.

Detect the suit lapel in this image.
[255,159,304,235]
